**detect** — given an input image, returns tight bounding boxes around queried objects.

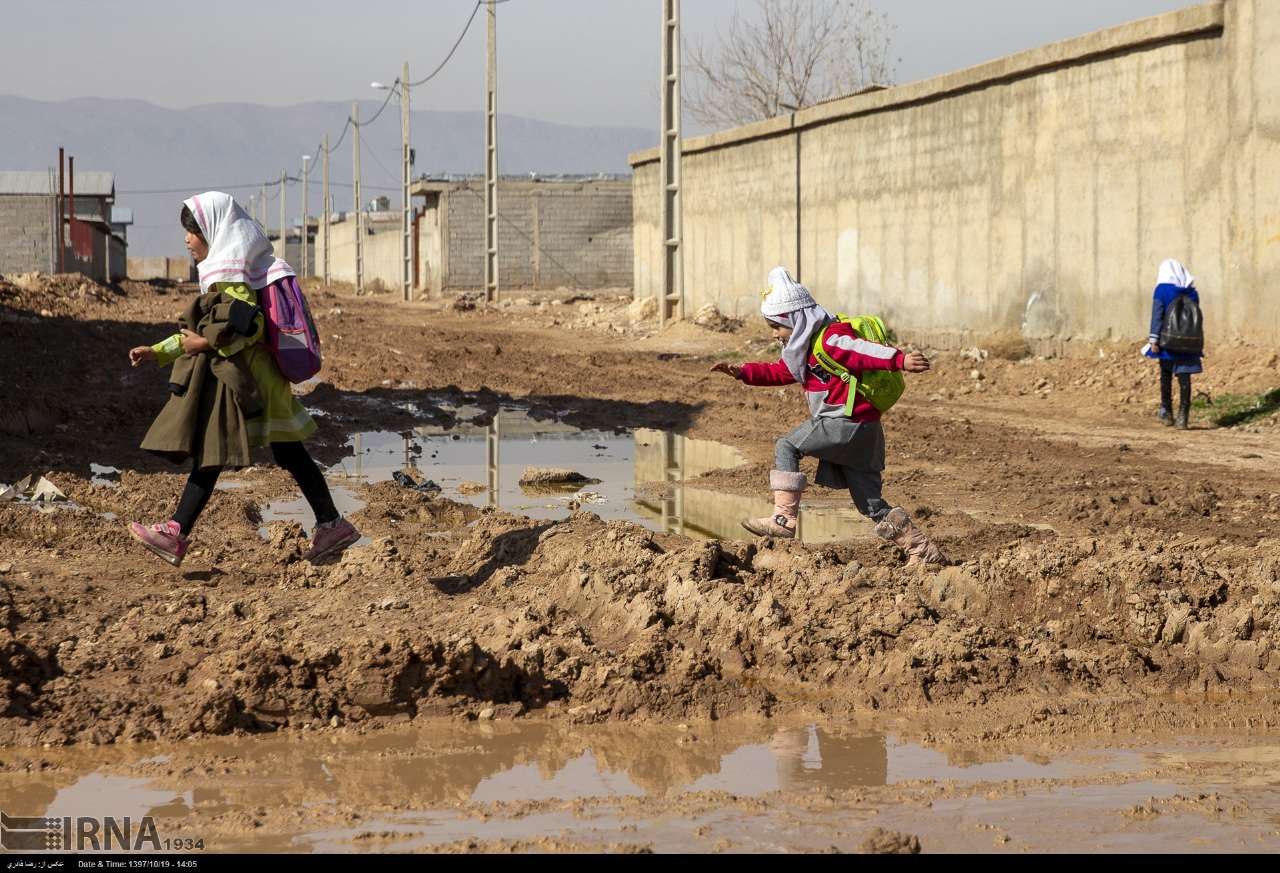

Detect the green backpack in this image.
[809,314,906,415]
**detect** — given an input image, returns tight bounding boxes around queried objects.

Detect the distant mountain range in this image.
[1,95,652,257]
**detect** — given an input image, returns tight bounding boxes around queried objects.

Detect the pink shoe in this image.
[128,519,189,567]
[304,517,361,562]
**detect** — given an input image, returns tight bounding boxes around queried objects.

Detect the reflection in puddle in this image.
[632,429,870,543]
[46,773,192,823]
[2,719,1253,853]
[264,404,875,545]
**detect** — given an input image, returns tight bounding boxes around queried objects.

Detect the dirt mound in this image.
[4,484,1279,747]
[0,272,119,318]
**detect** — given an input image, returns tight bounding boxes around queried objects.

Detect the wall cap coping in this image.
[629,1,1223,167]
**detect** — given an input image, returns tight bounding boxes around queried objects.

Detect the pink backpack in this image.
[260,275,322,383]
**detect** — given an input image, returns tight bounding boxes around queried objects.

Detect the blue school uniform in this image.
[1145,283,1203,375]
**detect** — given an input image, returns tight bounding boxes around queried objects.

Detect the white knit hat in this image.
[760,266,816,318]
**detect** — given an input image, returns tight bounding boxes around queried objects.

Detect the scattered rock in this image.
[518,467,599,487]
[627,296,658,323]
[858,828,921,854]
[692,303,743,332]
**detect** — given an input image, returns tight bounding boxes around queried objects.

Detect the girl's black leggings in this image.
[172,442,338,536]
[1159,363,1192,413]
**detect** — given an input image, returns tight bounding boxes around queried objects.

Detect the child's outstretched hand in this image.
[710,362,742,380]
[902,351,931,373]
[129,346,156,367]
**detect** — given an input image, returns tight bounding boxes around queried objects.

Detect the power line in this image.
[362,138,400,187]
[120,175,297,195]
[358,80,401,129]
[408,0,490,87]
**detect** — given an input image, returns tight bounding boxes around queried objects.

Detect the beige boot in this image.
[741,471,805,539]
[874,507,947,566]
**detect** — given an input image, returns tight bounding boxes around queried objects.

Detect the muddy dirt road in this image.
[2,273,1279,851]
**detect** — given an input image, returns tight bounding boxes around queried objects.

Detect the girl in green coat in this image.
[127,191,359,567]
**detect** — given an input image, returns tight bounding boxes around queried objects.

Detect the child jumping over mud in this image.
[1144,258,1203,430]
[126,192,359,567]
[711,267,945,566]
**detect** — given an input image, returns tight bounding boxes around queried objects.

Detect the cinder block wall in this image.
[444,180,632,291]
[0,195,53,274]
[633,1,1280,346]
[534,184,633,288]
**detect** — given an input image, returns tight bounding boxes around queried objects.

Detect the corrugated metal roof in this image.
[111,206,133,224]
[0,170,115,196]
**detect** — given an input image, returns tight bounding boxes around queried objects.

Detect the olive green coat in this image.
[140,291,265,470]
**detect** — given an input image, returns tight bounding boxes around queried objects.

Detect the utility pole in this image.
[484,0,499,303]
[659,0,684,325]
[279,170,287,260]
[68,156,76,271]
[322,133,331,286]
[259,183,267,227]
[401,63,412,302]
[57,147,65,273]
[353,101,364,295]
[301,155,311,278]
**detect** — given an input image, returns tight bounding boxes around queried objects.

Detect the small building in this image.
[0,170,126,283]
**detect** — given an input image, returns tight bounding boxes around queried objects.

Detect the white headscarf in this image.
[184,191,295,294]
[1156,259,1194,290]
[760,266,834,382]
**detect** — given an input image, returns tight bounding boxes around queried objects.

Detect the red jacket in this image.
[739,321,905,421]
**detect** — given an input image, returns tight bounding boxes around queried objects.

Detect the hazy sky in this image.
[4,0,1192,133]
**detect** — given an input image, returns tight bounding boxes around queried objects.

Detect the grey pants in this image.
[775,418,891,522]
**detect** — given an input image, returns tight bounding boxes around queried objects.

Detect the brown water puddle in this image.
[3,720,1278,853]
[257,404,872,544]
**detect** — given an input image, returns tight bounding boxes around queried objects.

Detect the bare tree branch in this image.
[684,0,898,129]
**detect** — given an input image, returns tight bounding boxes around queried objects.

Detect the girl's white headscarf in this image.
[760,266,834,382]
[184,191,296,294]
[1156,259,1194,290]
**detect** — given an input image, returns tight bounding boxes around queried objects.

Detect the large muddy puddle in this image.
[3,720,1279,852]
[261,404,869,544]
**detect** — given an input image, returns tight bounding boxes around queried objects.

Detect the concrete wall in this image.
[127,256,196,282]
[316,215,404,290]
[0,195,55,274]
[106,235,127,282]
[632,1,1280,347]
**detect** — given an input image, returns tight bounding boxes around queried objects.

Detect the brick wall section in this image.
[0,195,53,274]
[534,184,633,288]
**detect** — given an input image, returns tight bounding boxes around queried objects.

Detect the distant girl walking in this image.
[127,191,359,566]
[1144,258,1203,430]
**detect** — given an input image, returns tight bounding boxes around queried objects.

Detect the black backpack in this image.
[1159,293,1204,355]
